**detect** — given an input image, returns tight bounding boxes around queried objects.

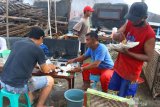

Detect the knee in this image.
[100,70,114,82]
[46,76,54,86]
[100,75,108,83]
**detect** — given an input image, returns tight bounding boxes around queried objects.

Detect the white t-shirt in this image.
[0,37,7,51]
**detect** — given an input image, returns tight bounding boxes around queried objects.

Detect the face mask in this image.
[134,20,145,27]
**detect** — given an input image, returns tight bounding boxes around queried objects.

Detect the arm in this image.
[73,21,83,36]
[82,60,101,70]
[122,38,155,62]
[74,55,89,62]
[36,47,56,73]
[68,60,101,73]
[82,47,105,70]
[67,48,91,64]
[72,29,79,36]
[69,46,106,72]
[40,63,56,73]
[112,21,127,42]
[67,55,89,64]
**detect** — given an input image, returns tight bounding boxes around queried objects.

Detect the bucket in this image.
[64,89,84,107]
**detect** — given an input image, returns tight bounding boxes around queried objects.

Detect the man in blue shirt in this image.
[40,43,50,57]
[67,31,114,92]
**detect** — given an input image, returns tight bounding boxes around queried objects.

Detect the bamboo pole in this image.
[48,0,52,37]
[0,15,31,21]
[54,0,57,33]
[6,0,10,49]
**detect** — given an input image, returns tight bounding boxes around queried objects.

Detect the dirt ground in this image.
[46,72,160,107]
[2,72,160,107]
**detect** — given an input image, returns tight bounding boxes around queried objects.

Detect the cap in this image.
[125,2,148,22]
[83,6,94,12]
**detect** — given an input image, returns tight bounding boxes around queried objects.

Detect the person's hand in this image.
[67,67,81,73]
[48,64,56,70]
[66,59,75,65]
[113,32,125,42]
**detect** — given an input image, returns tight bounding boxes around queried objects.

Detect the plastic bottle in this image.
[111,27,118,38]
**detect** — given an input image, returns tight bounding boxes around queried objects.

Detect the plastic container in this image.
[64,89,84,107]
[111,27,118,38]
[90,74,100,90]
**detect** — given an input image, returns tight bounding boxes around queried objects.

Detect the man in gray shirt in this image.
[73,6,94,55]
[0,27,56,107]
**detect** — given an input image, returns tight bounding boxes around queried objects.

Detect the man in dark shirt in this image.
[0,27,56,107]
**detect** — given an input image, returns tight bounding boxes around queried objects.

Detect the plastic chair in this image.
[89,74,100,90]
[0,88,31,107]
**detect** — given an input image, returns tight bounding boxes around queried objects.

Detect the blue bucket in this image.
[64,89,84,107]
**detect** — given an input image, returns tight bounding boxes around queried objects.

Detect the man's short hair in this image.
[86,31,98,41]
[28,27,45,39]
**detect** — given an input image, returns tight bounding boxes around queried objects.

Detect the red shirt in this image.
[114,21,155,81]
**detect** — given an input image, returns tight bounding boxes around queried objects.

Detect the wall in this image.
[69,0,160,30]
[69,0,127,21]
[68,0,129,30]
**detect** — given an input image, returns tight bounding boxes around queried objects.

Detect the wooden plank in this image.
[0,15,31,21]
